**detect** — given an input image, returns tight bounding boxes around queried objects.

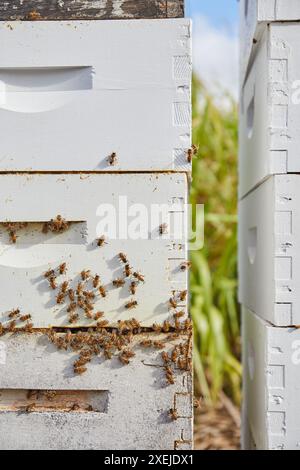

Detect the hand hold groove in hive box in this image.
[0,173,188,327]
[0,389,109,413]
[0,332,192,450]
[0,20,191,172]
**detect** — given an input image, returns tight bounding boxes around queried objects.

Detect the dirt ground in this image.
[194,402,241,450]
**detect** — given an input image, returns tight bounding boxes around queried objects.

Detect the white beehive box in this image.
[240,22,300,197]
[240,0,300,85]
[0,173,188,328]
[0,332,192,450]
[242,306,300,450]
[0,19,191,172]
[239,174,300,326]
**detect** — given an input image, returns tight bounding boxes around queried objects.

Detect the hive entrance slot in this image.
[0,389,109,413]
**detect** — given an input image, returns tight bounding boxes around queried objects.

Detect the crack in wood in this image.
[0,1,184,20]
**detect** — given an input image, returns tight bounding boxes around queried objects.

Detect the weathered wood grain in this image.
[0,1,184,21]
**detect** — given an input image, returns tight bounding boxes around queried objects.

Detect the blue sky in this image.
[186,0,238,31]
[187,0,239,100]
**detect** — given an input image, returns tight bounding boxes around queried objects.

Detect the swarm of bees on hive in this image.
[0,220,193,417]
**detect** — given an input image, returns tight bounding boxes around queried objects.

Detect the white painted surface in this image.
[0,342,6,365]
[240,22,300,197]
[240,0,300,85]
[0,19,191,171]
[0,173,188,327]
[243,306,300,450]
[239,175,300,326]
[0,333,192,450]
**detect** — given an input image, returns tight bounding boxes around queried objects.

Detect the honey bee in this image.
[68,289,75,302]
[8,320,16,332]
[44,269,55,279]
[113,278,125,288]
[130,281,137,295]
[153,341,164,350]
[96,320,109,329]
[174,310,185,319]
[119,348,135,365]
[133,272,145,282]
[81,270,91,281]
[74,366,87,375]
[174,318,182,331]
[169,407,178,421]
[193,398,202,410]
[83,291,95,300]
[99,286,107,298]
[24,322,34,333]
[165,367,175,385]
[97,236,107,247]
[140,339,153,348]
[56,292,65,304]
[186,148,193,163]
[177,357,187,370]
[93,275,100,288]
[125,300,138,310]
[119,253,128,264]
[69,313,79,324]
[180,261,192,271]
[9,231,17,244]
[152,323,162,333]
[85,310,93,319]
[171,347,179,363]
[179,290,188,302]
[61,281,69,293]
[124,264,132,277]
[65,330,72,344]
[59,263,67,275]
[8,309,20,319]
[169,297,178,309]
[186,144,198,163]
[67,302,77,313]
[159,223,168,235]
[162,320,171,333]
[107,152,118,166]
[27,10,42,21]
[129,318,141,329]
[84,300,94,311]
[49,276,57,290]
[162,351,170,363]
[76,282,84,295]
[94,311,104,321]
[184,318,192,331]
[77,299,85,310]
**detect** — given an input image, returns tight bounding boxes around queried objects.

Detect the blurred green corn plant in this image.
[191,76,241,405]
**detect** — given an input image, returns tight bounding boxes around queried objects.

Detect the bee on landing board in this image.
[99,286,107,298]
[159,223,168,235]
[107,152,117,166]
[133,272,145,283]
[97,236,107,247]
[130,281,137,295]
[59,263,67,275]
[124,264,132,278]
[119,253,128,264]
[113,278,125,288]
[180,261,192,271]
[125,300,138,310]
